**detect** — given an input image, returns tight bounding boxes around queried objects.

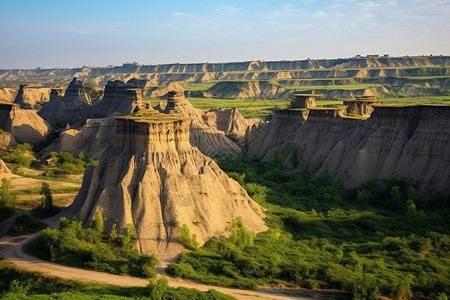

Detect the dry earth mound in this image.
[70,114,267,260]
[0,159,12,174]
[0,103,51,144]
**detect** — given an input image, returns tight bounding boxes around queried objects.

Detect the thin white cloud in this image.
[213,6,240,13]
[172,11,197,18]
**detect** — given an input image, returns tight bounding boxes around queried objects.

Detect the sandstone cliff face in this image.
[0,103,51,145]
[13,85,51,110]
[0,88,18,102]
[70,115,266,260]
[39,78,92,127]
[163,91,241,157]
[202,107,255,139]
[246,105,450,191]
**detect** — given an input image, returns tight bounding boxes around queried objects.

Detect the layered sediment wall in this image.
[246,105,450,191]
[70,114,266,260]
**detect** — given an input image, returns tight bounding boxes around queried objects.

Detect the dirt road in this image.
[0,214,344,299]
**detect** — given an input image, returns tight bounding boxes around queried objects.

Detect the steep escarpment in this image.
[39,78,92,127]
[163,90,241,157]
[13,85,51,110]
[246,105,450,191]
[69,115,267,260]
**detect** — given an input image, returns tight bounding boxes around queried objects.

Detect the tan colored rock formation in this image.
[44,117,117,157]
[13,85,51,110]
[39,78,92,127]
[163,90,241,157]
[202,107,260,146]
[0,88,18,102]
[70,114,267,261]
[246,105,450,191]
[145,81,186,98]
[292,93,319,108]
[208,81,292,99]
[0,103,51,144]
[0,159,12,174]
[0,131,17,148]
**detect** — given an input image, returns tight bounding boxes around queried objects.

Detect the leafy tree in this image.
[40,183,53,211]
[0,178,15,207]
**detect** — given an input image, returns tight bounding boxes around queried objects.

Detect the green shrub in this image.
[169,156,450,299]
[179,224,199,250]
[9,212,46,236]
[26,217,158,279]
[0,178,16,207]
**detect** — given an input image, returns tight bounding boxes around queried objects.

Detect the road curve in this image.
[1,233,331,300]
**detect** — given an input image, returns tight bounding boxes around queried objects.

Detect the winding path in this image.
[0,213,343,299]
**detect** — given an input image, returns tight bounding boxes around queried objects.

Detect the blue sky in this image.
[1,0,449,69]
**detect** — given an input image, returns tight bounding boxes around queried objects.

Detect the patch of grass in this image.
[378,96,450,105]
[15,174,81,184]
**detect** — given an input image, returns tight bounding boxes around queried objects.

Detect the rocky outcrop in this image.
[0,103,51,145]
[39,78,92,127]
[145,81,186,98]
[13,85,51,110]
[246,105,450,191]
[0,131,18,148]
[0,159,12,174]
[70,114,267,260]
[0,88,18,102]
[163,91,241,157]
[208,81,292,99]
[44,117,117,157]
[90,80,147,119]
[202,107,258,145]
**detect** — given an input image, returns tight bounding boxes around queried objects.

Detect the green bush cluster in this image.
[9,212,46,236]
[0,178,15,220]
[1,143,34,168]
[168,156,450,299]
[179,224,199,250]
[43,151,98,175]
[27,216,158,278]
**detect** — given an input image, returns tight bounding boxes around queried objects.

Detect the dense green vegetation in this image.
[0,145,97,176]
[8,212,46,236]
[27,216,158,278]
[0,178,15,221]
[0,259,235,299]
[41,151,98,176]
[169,156,450,299]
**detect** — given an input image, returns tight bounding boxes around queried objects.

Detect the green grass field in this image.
[144,97,291,119]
